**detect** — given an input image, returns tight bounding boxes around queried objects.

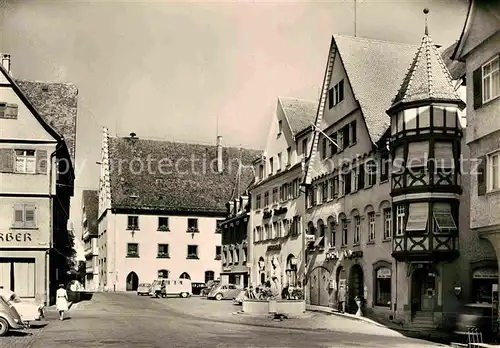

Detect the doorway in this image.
[308,267,330,306]
[411,268,436,313]
[126,271,139,291]
[349,264,364,312]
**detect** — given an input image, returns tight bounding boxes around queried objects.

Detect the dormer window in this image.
[278,120,283,135]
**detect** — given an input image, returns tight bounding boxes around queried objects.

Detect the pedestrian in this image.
[338,285,346,314]
[56,284,69,321]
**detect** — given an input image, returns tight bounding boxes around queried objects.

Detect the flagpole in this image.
[310,122,341,150]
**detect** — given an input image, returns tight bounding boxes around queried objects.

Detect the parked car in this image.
[0,295,27,337]
[208,284,241,301]
[5,293,44,322]
[233,289,248,305]
[201,280,219,297]
[137,283,152,296]
[454,303,497,341]
[160,279,192,298]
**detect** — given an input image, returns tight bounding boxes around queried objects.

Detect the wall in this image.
[107,213,222,290]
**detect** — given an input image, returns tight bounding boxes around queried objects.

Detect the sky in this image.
[0,0,469,251]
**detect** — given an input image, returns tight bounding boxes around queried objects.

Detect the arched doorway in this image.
[349,264,364,312]
[308,266,330,306]
[180,272,191,280]
[126,271,139,291]
[411,267,436,314]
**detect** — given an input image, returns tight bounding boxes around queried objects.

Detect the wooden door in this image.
[421,273,436,311]
[13,261,35,298]
[309,268,319,306]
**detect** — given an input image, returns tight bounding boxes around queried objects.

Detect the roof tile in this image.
[279,97,317,135]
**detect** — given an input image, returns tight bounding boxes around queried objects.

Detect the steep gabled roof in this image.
[304,35,418,184]
[15,80,78,163]
[334,35,419,143]
[82,190,98,237]
[388,33,465,112]
[278,97,317,136]
[107,136,261,214]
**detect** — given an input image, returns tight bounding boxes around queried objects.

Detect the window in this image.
[205,271,215,283]
[302,138,308,157]
[187,218,198,232]
[380,152,390,182]
[328,79,344,108]
[404,109,417,130]
[322,182,328,202]
[15,150,36,174]
[259,164,264,180]
[368,212,375,242]
[405,202,429,232]
[407,141,428,168]
[278,120,283,134]
[127,216,139,230]
[12,204,36,228]
[264,224,270,239]
[353,216,360,244]
[287,147,291,166]
[272,221,278,239]
[433,202,457,232]
[286,256,298,287]
[215,246,221,259]
[338,129,344,151]
[343,124,350,148]
[330,132,338,156]
[482,56,499,103]
[383,208,392,239]
[0,103,18,119]
[187,245,199,259]
[329,221,336,247]
[333,175,339,197]
[396,204,405,236]
[256,195,261,209]
[321,138,327,160]
[277,153,282,171]
[158,217,169,231]
[357,164,365,189]
[419,106,430,128]
[341,220,348,245]
[375,267,392,306]
[488,150,500,191]
[366,160,377,186]
[157,244,169,258]
[127,243,139,257]
[158,269,169,278]
[272,187,278,203]
[344,172,352,194]
[328,178,334,200]
[264,192,269,206]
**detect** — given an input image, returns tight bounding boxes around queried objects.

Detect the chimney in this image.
[217,135,223,173]
[1,54,11,74]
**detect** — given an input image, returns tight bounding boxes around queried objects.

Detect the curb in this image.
[231,311,314,320]
[306,306,387,328]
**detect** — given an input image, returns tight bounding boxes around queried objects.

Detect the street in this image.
[1,293,447,348]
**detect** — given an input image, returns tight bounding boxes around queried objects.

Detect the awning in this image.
[406,203,429,232]
[313,236,324,248]
[433,213,457,230]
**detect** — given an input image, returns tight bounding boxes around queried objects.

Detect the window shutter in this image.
[339,80,344,102]
[328,88,334,108]
[358,164,365,189]
[473,67,482,109]
[0,148,14,173]
[343,125,350,148]
[25,205,36,227]
[36,150,48,174]
[351,120,357,143]
[477,155,486,196]
[13,205,24,225]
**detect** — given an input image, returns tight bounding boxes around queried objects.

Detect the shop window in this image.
[472,267,498,304]
[375,267,392,307]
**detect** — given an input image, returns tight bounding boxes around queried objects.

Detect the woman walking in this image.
[56,284,69,320]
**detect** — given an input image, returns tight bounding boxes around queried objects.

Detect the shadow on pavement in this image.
[4,330,33,337]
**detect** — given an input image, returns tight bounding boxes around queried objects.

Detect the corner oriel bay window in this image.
[433,202,457,233]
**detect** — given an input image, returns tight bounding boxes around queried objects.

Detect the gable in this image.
[0,85,58,142]
[454,0,500,60]
[262,100,295,159]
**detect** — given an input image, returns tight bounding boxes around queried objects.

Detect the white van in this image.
[160,278,192,298]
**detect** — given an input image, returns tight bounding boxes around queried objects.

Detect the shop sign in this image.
[0,232,32,243]
[376,267,392,279]
[473,268,499,279]
[267,244,281,251]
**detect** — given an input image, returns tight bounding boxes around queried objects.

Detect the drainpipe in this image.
[46,144,61,306]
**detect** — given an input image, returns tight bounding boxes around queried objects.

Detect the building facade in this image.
[303,35,418,317]
[220,193,251,287]
[0,54,78,304]
[250,97,316,290]
[97,129,260,292]
[453,0,500,315]
[82,190,99,290]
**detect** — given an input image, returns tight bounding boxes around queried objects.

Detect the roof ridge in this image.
[334,33,419,48]
[424,36,435,98]
[429,37,462,99]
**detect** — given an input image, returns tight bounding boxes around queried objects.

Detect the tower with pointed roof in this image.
[387,9,466,321]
